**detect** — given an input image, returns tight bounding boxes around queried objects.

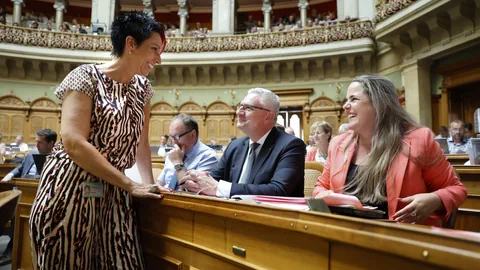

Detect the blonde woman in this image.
[306,121,332,164]
[313,75,466,226]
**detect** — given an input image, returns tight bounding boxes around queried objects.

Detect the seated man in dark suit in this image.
[180,88,305,197]
[1,129,57,182]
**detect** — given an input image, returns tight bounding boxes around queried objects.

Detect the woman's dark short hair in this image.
[110,12,166,58]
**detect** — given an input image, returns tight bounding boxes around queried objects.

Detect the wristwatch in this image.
[174,163,185,171]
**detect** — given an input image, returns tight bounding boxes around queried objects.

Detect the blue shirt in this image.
[447,137,471,154]
[158,140,219,189]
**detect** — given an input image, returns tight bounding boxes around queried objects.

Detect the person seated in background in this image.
[157,114,218,190]
[306,121,332,164]
[448,120,470,154]
[313,75,466,227]
[10,135,28,152]
[1,129,57,182]
[180,88,306,198]
[208,138,223,150]
[338,123,349,135]
[285,127,295,136]
[464,122,473,139]
[275,123,285,132]
[435,125,449,139]
[157,134,169,157]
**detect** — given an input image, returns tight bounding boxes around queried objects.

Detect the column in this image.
[262,0,273,32]
[53,1,65,31]
[212,0,236,35]
[337,0,373,20]
[298,0,309,28]
[11,0,23,25]
[177,0,189,36]
[402,60,432,127]
[91,0,118,33]
[143,0,155,19]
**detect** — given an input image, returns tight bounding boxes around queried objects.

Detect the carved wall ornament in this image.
[0,95,26,106]
[374,0,418,23]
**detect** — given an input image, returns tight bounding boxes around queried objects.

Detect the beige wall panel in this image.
[11,115,25,140]
[29,116,44,143]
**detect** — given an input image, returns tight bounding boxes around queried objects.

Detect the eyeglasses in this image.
[169,129,194,141]
[236,103,271,112]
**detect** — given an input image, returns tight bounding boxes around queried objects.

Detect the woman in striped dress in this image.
[29,12,167,269]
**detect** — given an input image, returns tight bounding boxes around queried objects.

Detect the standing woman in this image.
[30,12,167,269]
[313,75,466,226]
[306,121,332,164]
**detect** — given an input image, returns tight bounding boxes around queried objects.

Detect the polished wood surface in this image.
[453,165,480,232]
[135,193,480,270]
[0,163,17,178]
[0,179,39,270]
[3,176,480,270]
[447,154,469,165]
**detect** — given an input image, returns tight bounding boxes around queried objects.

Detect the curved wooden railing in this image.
[0,20,375,53]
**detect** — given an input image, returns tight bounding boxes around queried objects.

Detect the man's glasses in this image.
[236,103,271,112]
[169,129,194,141]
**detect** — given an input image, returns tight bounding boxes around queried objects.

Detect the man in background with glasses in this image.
[180,88,305,197]
[156,114,219,190]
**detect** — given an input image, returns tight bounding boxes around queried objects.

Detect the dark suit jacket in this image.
[11,151,38,178]
[210,128,306,197]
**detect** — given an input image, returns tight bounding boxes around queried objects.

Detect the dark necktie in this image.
[238,142,260,184]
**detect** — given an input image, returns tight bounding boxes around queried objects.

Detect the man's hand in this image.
[1,173,14,183]
[180,170,218,196]
[168,144,185,164]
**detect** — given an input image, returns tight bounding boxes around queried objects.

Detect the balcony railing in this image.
[374,0,419,23]
[0,20,374,53]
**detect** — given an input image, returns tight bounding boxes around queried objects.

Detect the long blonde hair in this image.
[344,75,419,205]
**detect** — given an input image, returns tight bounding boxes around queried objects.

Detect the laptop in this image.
[32,153,49,175]
[435,138,449,154]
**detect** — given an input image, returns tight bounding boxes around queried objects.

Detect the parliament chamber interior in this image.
[0,0,480,269]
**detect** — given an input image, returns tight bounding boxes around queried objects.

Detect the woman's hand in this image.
[127,181,169,199]
[314,189,334,199]
[393,193,443,224]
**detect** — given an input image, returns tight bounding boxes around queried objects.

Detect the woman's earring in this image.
[129,50,132,54]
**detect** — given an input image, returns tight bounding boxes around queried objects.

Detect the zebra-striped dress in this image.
[29,64,154,269]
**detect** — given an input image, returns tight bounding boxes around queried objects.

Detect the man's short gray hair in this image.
[247,87,280,117]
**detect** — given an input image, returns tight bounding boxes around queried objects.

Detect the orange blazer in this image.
[313,127,467,227]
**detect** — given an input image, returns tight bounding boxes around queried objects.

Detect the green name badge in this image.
[82,182,104,198]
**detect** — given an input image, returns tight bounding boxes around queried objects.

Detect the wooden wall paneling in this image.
[178,101,206,142]
[150,102,177,145]
[28,97,61,142]
[307,96,343,136]
[206,101,236,145]
[0,95,28,142]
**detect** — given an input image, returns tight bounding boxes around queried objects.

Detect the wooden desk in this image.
[0,179,39,270]
[3,180,480,270]
[447,154,469,165]
[0,163,17,178]
[135,193,480,270]
[151,156,165,164]
[452,165,480,232]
